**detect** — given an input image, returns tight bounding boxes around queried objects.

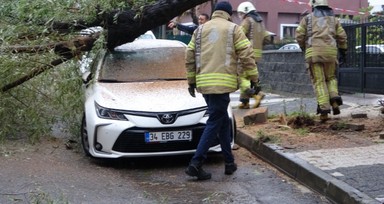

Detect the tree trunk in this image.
[1,35,98,92]
[106,0,210,50]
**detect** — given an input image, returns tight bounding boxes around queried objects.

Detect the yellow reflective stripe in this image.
[305,48,313,58]
[253,49,262,58]
[240,78,251,88]
[235,39,250,49]
[325,49,337,55]
[188,41,195,49]
[336,27,344,34]
[197,81,238,88]
[296,25,305,33]
[305,47,337,58]
[328,78,338,94]
[244,69,258,76]
[312,64,328,105]
[196,73,238,88]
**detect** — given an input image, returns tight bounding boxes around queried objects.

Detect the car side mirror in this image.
[82,71,92,84]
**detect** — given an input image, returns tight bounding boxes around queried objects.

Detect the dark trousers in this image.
[190,93,234,166]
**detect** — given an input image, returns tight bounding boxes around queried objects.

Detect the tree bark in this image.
[3,35,97,55]
[106,0,211,50]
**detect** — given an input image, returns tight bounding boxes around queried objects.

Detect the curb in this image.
[236,129,380,204]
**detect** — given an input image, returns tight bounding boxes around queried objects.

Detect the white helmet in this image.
[309,0,328,7]
[237,2,256,14]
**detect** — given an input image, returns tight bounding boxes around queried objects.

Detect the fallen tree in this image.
[1,0,212,92]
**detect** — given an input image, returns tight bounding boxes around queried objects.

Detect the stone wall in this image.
[258,50,315,97]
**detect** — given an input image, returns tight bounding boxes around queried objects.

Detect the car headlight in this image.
[95,102,128,121]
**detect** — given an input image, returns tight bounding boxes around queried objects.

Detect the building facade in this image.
[173,0,369,41]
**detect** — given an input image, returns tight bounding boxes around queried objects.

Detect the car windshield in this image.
[99,47,186,82]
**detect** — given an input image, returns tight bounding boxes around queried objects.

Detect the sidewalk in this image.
[233,92,384,204]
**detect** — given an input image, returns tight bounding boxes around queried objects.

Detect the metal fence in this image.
[338,20,384,94]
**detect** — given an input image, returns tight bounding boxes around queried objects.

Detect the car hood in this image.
[93,81,206,112]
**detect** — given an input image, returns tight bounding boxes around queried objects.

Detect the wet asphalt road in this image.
[0,139,330,204]
[0,91,336,203]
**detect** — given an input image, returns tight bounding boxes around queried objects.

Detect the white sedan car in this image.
[81,39,236,158]
[278,43,301,51]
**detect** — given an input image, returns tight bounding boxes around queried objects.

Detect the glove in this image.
[250,80,261,95]
[338,48,347,65]
[188,84,196,97]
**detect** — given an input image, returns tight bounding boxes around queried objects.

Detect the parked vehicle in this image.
[135,30,156,40]
[278,43,301,51]
[79,29,156,74]
[80,39,236,158]
[356,44,384,54]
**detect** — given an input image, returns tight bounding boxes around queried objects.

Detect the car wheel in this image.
[81,113,93,157]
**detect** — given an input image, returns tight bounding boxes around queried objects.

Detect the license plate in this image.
[145,130,192,143]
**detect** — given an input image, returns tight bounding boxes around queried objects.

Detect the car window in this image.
[279,44,300,50]
[99,47,186,82]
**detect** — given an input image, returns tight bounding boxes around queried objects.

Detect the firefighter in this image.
[237,1,271,109]
[185,1,258,180]
[295,0,347,121]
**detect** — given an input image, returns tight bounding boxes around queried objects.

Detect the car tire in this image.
[81,113,93,157]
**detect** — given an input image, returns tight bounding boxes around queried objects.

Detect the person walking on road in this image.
[237,1,271,109]
[185,1,259,180]
[168,13,210,35]
[295,0,347,121]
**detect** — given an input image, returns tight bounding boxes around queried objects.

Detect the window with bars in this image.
[280,24,299,40]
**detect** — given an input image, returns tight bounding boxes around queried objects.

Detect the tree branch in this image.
[1,0,211,92]
[1,57,71,92]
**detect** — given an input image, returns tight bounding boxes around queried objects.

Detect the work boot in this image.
[185,164,211,180]
[331,102,340,115]
[317,105,331,122]
[225,163,237,175]
[319,113,329,122]
[252,92,265,108]
[330,96,343,115]
[238,102,250,109]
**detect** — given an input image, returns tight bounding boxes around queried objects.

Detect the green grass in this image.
[255,130,281,143]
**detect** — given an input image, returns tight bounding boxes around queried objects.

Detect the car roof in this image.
[135,30,156,40]
[356,44,384,48]
[114,39,187,52]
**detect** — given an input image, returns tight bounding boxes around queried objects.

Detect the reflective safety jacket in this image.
[240,11,270,62]
[295,7,347,63]
[186,11,258,94]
